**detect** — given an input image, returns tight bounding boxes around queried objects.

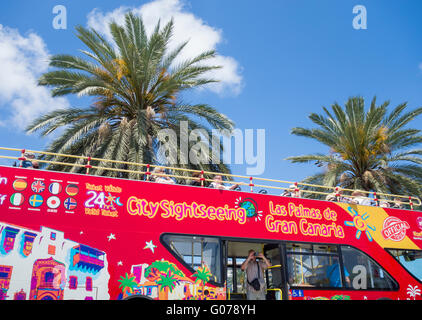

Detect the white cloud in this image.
[0,25,70,130]
[87,0,243,96]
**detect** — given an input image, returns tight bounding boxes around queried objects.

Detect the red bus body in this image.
[0,166,421,300]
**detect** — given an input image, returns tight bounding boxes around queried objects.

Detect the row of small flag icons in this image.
[10,193,77,210]
[12,179,79,196]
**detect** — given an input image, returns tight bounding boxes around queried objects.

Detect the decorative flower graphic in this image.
[344,206,376,241]
[234,197,263,221]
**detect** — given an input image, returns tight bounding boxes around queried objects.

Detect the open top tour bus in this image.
[0,147,422,301]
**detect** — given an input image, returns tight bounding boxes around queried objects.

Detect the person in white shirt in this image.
[351,191,372,206]
[281,184,301,198]
[151,167,175,184]
[392,197,404,209]
[209,175,239,190]
[379,200,390,208]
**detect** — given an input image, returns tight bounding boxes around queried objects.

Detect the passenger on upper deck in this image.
[392,197,404,209]
[20,152,36,168]
[350,190,372,206]
[379,200,390,208]
[31,161,39,169]
[325,187,351,203]
[151,167,176,184]
[188,171,203,187]
[281,184,301,198]
[209,175,239,191]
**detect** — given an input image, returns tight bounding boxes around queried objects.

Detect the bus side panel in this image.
[0,166,421,300]
[0,167,229,300]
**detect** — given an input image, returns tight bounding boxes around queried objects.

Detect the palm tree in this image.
[286,96,422,199]
[192,264,213,299]
[156,270,181,300]
[407,284,421,300]
[118,273,138,296]
[26,12,234,179]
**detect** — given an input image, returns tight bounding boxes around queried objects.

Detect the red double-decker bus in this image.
[0,147,421,301]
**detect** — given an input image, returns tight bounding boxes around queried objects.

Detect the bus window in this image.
[227,257,234,293]
[341,246,398,290]
[387,249,422,282]
[226,257,247,296]
[235,258,246,293]
[264,245,282,289]
[162,234,222,284]
[286,243,342,288]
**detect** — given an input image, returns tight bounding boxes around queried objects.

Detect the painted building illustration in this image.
[0,223,110,300]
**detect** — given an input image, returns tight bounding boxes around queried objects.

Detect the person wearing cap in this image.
[281,184,301,198]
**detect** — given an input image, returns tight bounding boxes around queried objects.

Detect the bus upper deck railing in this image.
[0,146,420,210]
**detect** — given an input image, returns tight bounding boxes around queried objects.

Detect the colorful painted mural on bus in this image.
[118,260,225,300]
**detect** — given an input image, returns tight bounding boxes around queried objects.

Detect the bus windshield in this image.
[388,249,422,282]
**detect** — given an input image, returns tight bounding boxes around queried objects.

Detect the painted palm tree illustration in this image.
[27,12,234,179]
[192,264,213,299]
[286,96,422,198]
[407,284,421,300]
[118,273,138,295]
[156,270,181,300]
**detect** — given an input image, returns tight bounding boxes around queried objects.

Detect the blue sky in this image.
[1,0,422,186]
